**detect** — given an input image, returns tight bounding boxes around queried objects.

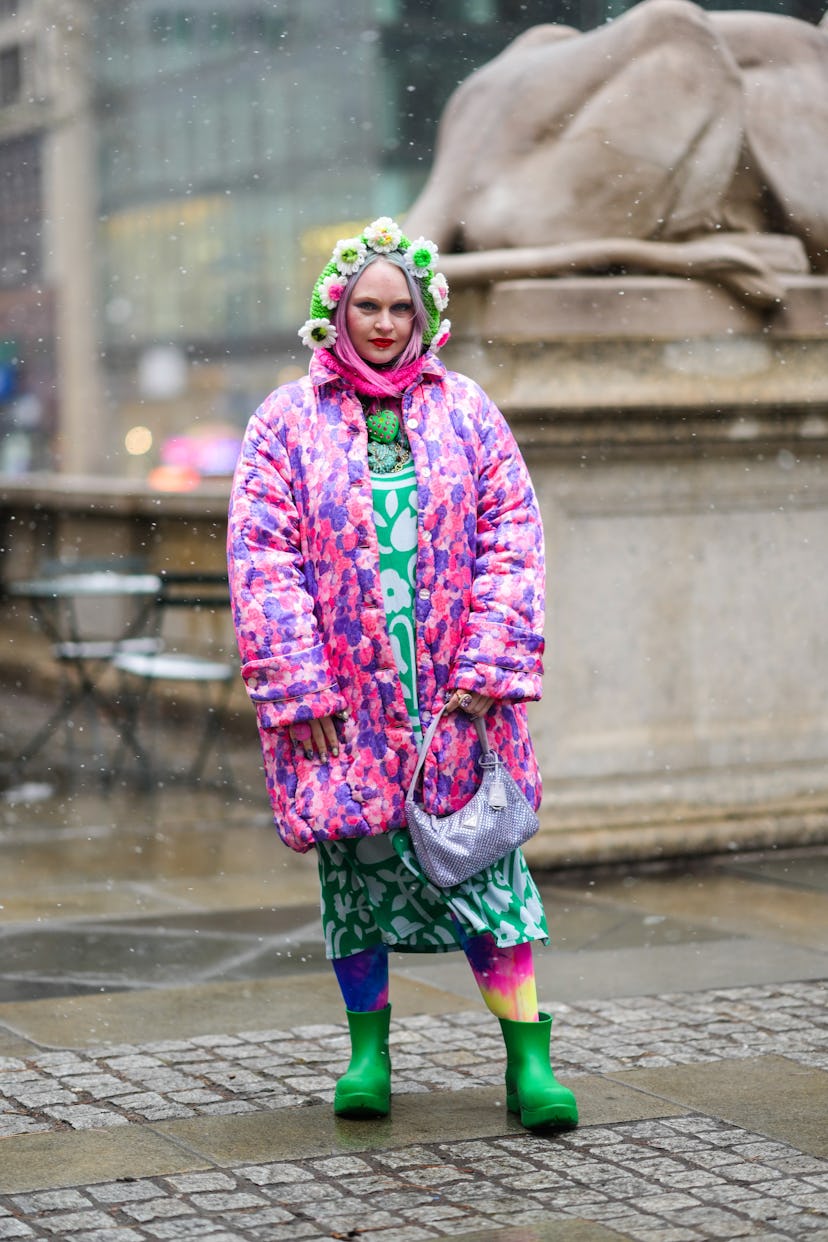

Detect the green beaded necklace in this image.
[361,399,412,474]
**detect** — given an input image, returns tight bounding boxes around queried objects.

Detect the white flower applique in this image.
[364,216,403,253]
[390,500,417,553]
[298,318,337,350]
[381,567,412,613]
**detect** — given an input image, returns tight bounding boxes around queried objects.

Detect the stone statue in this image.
[405,0,828,307]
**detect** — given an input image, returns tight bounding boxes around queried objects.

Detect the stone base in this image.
[446,274,828,418]
[444,275,828,862]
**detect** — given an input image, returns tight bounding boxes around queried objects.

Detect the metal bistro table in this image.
[8,569,163,781]
[109,571,236,790]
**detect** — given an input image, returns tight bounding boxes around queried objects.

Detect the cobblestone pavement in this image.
[1,1118,827,1242]
[1,981,826,1241]
[0,983,825,1136]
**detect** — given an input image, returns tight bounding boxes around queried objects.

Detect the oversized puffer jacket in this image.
[227,350,545,852]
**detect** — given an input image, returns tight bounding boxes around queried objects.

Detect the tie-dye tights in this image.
[332,929,539,1022]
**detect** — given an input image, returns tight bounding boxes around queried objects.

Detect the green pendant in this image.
[365,408,400,444]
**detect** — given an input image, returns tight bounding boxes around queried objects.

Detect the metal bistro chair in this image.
[111,571,236,789]
[7,556,164,783]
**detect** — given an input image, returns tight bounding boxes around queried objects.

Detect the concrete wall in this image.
[444,275,828,863]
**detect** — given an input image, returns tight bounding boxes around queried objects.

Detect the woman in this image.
[227,217,577,1130]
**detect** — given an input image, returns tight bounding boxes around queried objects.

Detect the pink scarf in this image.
[318,348,426,397]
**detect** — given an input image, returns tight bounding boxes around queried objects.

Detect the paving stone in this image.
[196,1101,259,1117]
[103,1057,164,1072]
[142,1222,235,1239]
[11,1190,93,1212]
[37,1209,117,1233]
[629,1231,702,1241]
[354,1229,434,1242]
[223,1208,296,1229]
[627,1191,701,1212]
[786,1192,828,1211]
[89,1183,166,1204]
[737,1195,811,1223]
[121,1199,196,1222]
[7,1086,78,1107]
[726,1162,785,1183]
[245,1226,326,1241]
[57,1075,136,1098]
[400,1196,470,1221]
[43,1105,128,1130]
[308,1155,373,1177]
[164,1175,237,1194]
[367,1189,436,1210]
[263,1181,345,1204]
[188,1191,269,1212]
[69,1231,146,1242]
[0,1117,51,1138]
[237,1164,312,1186]
[0,1223,36,1240]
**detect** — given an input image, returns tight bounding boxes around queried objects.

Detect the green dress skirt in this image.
[316,460,548,960]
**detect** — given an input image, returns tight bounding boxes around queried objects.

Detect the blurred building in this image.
[0,0,820,476]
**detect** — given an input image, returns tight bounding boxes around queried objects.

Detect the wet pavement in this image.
[0,688,827,1240]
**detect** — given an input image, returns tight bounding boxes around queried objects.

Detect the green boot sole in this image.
[334,1005,391,1119]
[500,1011,578,1130]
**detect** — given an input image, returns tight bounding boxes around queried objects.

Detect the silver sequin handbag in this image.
[405,703,539,888]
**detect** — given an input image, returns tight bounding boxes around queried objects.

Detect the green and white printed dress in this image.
[316,459,548,961]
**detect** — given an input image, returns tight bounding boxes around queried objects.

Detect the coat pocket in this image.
[290,714,369,836]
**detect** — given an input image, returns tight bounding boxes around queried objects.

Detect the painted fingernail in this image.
[331,747,339,757]
[304,748,313,759]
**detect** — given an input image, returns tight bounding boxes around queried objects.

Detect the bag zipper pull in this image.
[488,758,507,810]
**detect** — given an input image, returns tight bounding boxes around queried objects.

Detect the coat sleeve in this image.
[449,386,545,702]
[227,390,347,729]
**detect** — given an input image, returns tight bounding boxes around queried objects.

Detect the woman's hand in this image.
[444,689,495,718]
[289,712,346,762]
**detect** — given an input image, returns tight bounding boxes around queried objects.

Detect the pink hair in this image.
[332,253,428,397]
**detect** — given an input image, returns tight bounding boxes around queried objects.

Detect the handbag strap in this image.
[406,701,490,803]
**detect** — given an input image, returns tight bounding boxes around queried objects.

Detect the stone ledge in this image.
[0,471,231,518]
[529,799,828,868]
[446,334,828,416]
[449,274,828,343]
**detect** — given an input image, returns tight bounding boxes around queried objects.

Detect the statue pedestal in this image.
[444,276,828,865]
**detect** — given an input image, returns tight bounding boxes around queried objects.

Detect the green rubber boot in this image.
[499,1011,578,1130]
[334,1005,392,1119]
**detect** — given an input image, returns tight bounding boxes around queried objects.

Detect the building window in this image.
[0,132,41,285]
[0,44,22,107]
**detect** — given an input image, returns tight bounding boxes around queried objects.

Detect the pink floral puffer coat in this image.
[227,350,545,853]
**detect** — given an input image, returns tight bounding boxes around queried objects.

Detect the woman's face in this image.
[346,259,415,366]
